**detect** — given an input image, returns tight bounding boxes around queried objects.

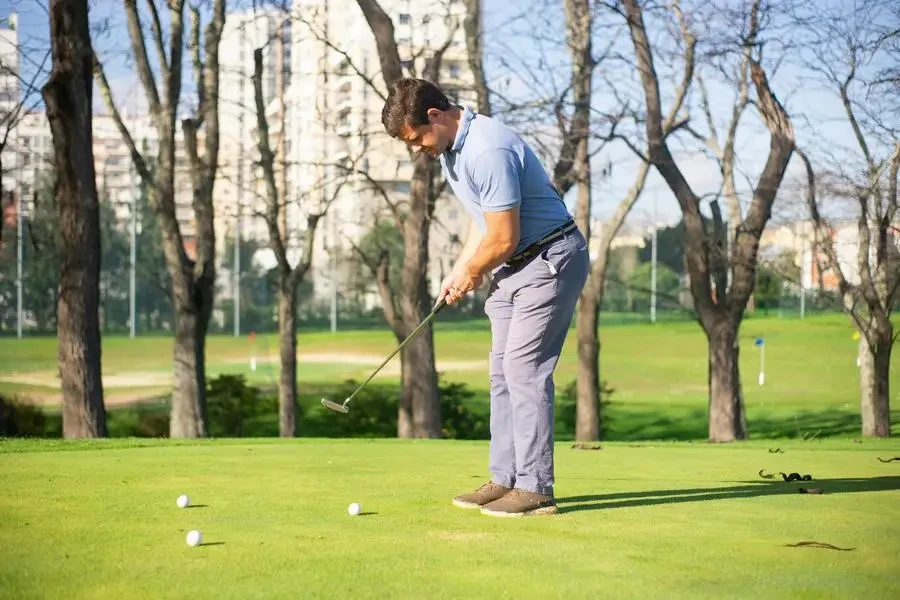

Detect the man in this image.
[381,78,588,517]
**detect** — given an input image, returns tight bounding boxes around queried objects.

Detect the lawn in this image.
[1,438,899,598]
[1,314,897,440]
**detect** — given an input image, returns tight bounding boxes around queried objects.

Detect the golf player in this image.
[381,78,588,517]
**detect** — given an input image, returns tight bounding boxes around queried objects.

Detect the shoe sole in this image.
[452,499,484,509]
[480,505,559,518]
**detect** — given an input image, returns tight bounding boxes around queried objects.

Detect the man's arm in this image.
[444,148,522,304]
[464,208,519,277]
[452,218,483,275]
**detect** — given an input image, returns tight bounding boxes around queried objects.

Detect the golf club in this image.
[321,298,447,414]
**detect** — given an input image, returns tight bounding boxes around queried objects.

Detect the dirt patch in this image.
[223,352,487,374]
[2,371,170,388]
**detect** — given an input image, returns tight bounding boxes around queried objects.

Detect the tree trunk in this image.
[399,329,441,438]
[575,283,601,441]
[859,325,892,438]
[43,0,106,438]
[278,278,298,437]
[706,315,746,442]
[170,290,210,438]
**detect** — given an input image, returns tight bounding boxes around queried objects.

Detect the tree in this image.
[250,42,344,437]
[622,0,796,441]
[41,0,106,437]
[795,0,898,438]
[348,0,461,437]
[95,0,226,437]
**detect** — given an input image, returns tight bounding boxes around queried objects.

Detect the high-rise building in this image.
[286,0,477,309]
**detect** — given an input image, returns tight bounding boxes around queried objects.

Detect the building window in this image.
[398,13,410,25]
[449,62,461,79]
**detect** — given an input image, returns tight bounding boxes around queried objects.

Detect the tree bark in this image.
[355,0,450,438]
[170,292,210,437]
[395,154,442,437]
[95,0,227,438]
[575,279,601,441]
[623,0,792,442]
[463,0,491,116]
[706,315,746,442]
[278,280,298,437]
[43,0,106,438]
[859,323,893,437]
[399,330,441,438]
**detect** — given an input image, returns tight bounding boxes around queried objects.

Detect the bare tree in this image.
[95,0,226,438]
[41,0,106,438]
[347,0,461,437]
[622,0,796,442]
[796,0,899,437]
[462,0,491,116]
[250,40,349,436]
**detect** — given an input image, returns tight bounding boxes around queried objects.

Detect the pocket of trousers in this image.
[539,237,586,277]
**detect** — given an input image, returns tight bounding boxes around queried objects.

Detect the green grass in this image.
[2,313,897,440]
[1,438,899,598]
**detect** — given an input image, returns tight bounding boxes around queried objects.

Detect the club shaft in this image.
[344,305,442,405]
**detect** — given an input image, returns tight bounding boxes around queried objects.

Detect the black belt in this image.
[508,220,577,266]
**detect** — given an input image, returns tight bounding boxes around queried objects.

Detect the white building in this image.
[282,0,476,308]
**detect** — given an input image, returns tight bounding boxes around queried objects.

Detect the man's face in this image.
[398,108,453,159]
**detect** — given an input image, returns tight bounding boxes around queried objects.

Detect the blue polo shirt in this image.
[439,106,572,255]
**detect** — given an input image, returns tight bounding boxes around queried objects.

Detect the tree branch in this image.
[355,0,404,89]
[123,0,163,130]
[93,57,151,182]
[145,0,170,78]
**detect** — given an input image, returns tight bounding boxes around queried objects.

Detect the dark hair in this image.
[381,78,451,138]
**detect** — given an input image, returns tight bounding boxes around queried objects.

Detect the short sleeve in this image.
[469,149,522,212]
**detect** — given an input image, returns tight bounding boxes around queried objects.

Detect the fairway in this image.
[1,438,899,599]
[1,314,898,440]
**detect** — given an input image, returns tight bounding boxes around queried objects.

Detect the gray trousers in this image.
[484,227,589,496]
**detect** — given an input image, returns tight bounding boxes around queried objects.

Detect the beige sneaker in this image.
[452,481,512,509]
[480,488,558,517]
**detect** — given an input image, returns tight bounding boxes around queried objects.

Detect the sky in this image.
[1,0,895,232]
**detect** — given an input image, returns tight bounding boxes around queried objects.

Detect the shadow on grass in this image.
[200,542,226,547]
[557,476,900,513]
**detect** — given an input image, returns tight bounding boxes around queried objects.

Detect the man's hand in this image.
[444,267,483,305]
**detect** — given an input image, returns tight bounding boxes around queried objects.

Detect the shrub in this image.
[206,374,279,437]
[0,394,49,437]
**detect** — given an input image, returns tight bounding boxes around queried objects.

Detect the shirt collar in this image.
[449,105,475,153]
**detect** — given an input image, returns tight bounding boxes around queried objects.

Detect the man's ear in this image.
[426,107,443,122]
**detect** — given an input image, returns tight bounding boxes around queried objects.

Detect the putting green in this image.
[1,438,898,598]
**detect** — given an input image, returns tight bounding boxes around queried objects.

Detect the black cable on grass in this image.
[781,472,813,481]
[784,541,854,551]
[877,457,900,463]
[759,469,776,479]
[768,448,784,453]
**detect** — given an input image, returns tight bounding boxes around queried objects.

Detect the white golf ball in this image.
[348,502,361,516]
[176,494,190,508]
[186,530,202,547]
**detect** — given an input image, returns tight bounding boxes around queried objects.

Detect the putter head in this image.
[321,398,349,414]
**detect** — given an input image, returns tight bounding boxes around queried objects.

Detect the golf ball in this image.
[348,502,361,516]
[177,494,190,508]
[186,530,202,547]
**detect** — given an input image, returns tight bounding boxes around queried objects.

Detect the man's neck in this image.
[446,105,463,152]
